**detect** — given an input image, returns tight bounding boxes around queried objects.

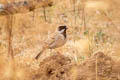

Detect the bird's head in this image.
[58,25,68,33]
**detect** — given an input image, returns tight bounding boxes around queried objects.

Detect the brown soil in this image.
[33,54,72,80]
[76,52,120,80]
[33,52,120,80]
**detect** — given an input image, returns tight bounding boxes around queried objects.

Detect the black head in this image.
[58,25,68,31]
[58,25,68,38]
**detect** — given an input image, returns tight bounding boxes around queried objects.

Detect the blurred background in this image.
[0,0,120,80]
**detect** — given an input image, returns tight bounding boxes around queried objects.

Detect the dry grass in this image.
[0,0,120,80]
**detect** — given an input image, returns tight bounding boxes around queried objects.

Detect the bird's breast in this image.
[49,34,67,49]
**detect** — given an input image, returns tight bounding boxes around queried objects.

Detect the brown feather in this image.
[35,47,47,59]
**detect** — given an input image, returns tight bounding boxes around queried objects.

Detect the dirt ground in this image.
[31,52,120,80]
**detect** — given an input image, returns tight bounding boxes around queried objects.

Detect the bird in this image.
[35,25,68,60]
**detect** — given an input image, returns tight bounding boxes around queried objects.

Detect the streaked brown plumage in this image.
[35,25,68,59]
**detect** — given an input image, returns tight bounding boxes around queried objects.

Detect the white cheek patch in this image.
[59,29,65,33]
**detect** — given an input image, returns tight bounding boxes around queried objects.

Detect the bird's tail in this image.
[35,48,47,60]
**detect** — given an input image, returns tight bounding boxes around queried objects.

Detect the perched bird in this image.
[35,25,68,59]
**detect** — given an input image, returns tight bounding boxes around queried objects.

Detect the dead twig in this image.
[43,6,47,22]
[81,0,86,31]
[96,56,98,80]
[73,0,76,24]
[7,14,14,60]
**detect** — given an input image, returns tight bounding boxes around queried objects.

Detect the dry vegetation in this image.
[0,0,120,80]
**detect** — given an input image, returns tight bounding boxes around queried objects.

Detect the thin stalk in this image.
[32,9,36,21]
[7,15,14,60]
[73,0,76,24]
[82,0,86,31]
[96,56,98,80]
[43,7,47,22]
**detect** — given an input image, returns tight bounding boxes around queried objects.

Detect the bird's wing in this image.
[35,31,57,59]
[44,31,58,48]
